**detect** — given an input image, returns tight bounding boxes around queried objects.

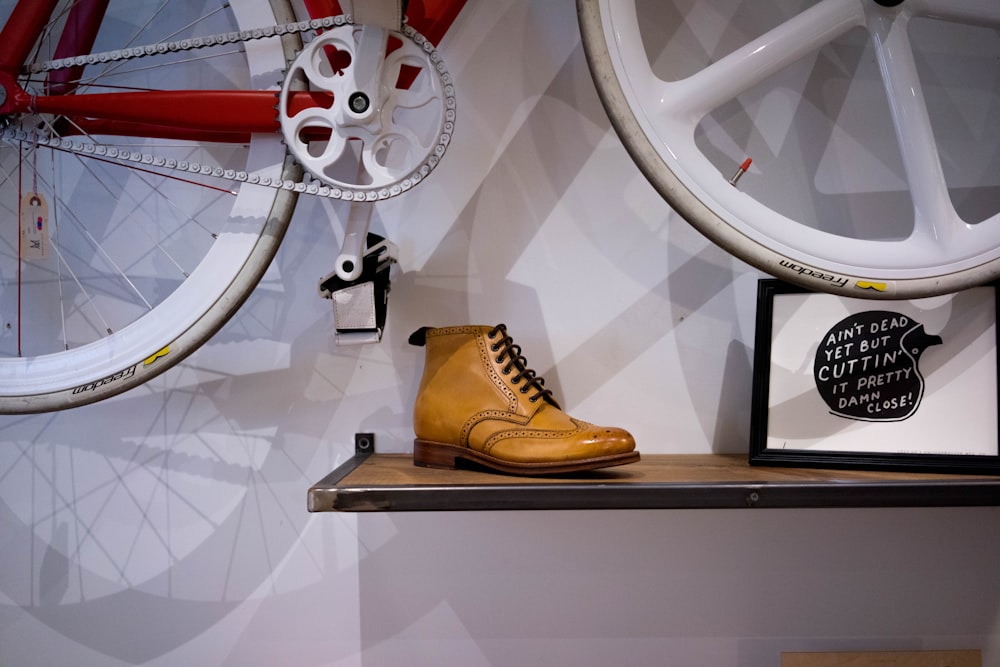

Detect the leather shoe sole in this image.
[414,438,641,475]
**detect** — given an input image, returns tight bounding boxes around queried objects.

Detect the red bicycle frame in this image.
[0,0,468,143]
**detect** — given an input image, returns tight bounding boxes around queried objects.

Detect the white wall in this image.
[1,2,998,665]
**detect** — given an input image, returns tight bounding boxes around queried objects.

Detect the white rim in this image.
[580,0,1000,297]
[0,0,298,411]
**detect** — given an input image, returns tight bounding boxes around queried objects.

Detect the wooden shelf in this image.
[307,453,1000,512]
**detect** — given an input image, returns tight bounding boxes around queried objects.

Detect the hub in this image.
[0,71,29,116]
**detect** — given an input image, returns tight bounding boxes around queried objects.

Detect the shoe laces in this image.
[487,324,555,405]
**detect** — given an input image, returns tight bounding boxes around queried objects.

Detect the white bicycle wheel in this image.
[0,0,301,412]
[579,0,1000,298]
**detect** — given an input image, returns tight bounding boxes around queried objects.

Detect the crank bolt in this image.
[348,92,370,114]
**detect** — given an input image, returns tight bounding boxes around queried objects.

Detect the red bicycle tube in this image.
[0,0,60,74]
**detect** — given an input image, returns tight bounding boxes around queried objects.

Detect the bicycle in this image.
[0,0,465,413]
[578,0,1000,300]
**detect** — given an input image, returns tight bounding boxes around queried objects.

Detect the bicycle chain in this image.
[25,16,351,74]
[8,14,455,202]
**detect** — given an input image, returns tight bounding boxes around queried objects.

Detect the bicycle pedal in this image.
[319,233,397,345]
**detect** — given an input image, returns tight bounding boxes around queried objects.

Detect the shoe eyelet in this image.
[502,368,510,375]
[529,396,539,403]
[519,386,529,394]
[491,343,500,351]
[511,377,520,384]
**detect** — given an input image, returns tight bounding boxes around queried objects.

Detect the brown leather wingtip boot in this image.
[408,324,639,475]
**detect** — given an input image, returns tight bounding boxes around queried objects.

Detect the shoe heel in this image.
[413,439,459,469]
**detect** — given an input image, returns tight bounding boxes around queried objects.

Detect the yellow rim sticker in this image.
[855,281,888,292]
[144,346,170,365]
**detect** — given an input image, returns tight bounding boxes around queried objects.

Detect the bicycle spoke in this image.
[662,0,865,121]
[34,165,154,310]
[48,160,179,300]
[79,47,249,85]
[51,143,238,198]
[47,0,109,96]
[51,242,115,339]
[50,174,68,351]
[73,4,232,93]
[137,3,224,47]
[868,9,956,247]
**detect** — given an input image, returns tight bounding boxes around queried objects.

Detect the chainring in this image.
[279,22,455,201]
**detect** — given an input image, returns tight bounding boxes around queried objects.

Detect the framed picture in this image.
[749,279,1000,474]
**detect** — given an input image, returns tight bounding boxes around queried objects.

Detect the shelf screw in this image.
[355,432,375,454]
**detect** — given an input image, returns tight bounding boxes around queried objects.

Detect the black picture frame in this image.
[749,279,1000,474]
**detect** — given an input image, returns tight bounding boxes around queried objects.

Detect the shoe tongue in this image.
[408,327,431,346]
